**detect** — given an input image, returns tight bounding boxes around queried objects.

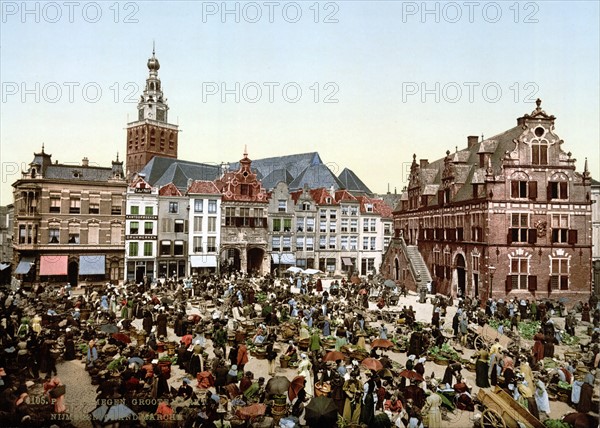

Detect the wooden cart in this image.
[476,386,544,428]
[471,324,512,351]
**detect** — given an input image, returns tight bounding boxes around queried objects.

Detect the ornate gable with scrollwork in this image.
[215,151,269,203]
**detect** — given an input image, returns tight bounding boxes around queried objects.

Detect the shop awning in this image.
[190,255,217,268]
[342,257,353,266]
[14,257,35,274]
[39,255,68,276]
[79,255,106,275]
[271,253,296,264]
[0,263,10,271]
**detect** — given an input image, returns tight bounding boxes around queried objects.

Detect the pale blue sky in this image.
[1,1,599,204]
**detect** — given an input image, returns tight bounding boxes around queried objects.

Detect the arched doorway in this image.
[247,248,264,275]
[394,258,400,281]
[68,260,79,286]
[456,254,466,298]
[222,248,241,275]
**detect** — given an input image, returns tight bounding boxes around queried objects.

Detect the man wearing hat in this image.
[177,378,193,399]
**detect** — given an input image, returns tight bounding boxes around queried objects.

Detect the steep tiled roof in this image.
[334,189,358,202]
[309,188,335,205]
[138,157,220,190]
[289,164,344,191]
[187,180,221,195]
[261,168,294,190]
[338,168,372,195]
[229,152,322,180]
[158,183,183,196]
[44,165,115,181]
[373,199,393,219]
[404,125,523,207]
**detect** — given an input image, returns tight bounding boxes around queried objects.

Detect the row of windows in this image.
[48,196,122,215]
[193,199,218,214]
[34,225,122,245]
[431,257,570,291]
[191,236,217,253]
[511,181,568,200]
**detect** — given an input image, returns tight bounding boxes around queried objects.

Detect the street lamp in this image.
[489,265,496,301]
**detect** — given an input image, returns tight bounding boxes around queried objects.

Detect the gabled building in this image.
[215,151,270,275]
[186,180,222,276]
[12,147,126,285]
[267,182,296,275]
[125,177,158,283]
[591,178,600,295]
[383,100,593,305]
[157,183,188,279]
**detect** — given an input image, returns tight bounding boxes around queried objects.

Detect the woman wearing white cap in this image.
[298,353,314,397]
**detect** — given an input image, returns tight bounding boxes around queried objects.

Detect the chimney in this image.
[419,159,429,168]
[82,157,89,167]
[467,136,479,148]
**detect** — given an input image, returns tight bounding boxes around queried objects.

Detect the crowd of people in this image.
[0,272,598,427]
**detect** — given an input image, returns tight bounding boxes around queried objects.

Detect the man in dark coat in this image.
[142,311,153,336]
[156,309,168,339]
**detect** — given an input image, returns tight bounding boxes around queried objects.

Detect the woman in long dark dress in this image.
[360,378,376,426]
[475,351,490,388]
[63,329,76,360]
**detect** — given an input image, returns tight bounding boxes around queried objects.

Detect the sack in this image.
[49,384,66,398]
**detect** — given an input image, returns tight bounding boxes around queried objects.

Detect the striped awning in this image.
[79,255,106,275]
[14,257,35,274]
[39,255,68,276]
[342,257,353,266]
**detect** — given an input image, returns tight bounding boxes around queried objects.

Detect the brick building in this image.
[383,100,593,305]
[12,147,126,286]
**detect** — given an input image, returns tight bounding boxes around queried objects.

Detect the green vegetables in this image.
[557,381,572,390]
[428,343,460,361]
[544,419,572,428]
[517,321,540,340]
[562,333,579,346]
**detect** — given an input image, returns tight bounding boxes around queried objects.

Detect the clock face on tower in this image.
[156,109,165,122]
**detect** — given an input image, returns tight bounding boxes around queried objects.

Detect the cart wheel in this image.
[474,335,486,351]
[480,408,506,428]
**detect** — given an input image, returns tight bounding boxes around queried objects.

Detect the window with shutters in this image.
[551,214,569,243]
[548,181,568,200]
[143,242,153,256]
[531,140,548,165]
[511,180,527,198]
[273,219,281,232]
[509,213,530,243]
[510,257,529,289]
[550,257,569,290]
[284,219,292,232]
[129,221,139,235]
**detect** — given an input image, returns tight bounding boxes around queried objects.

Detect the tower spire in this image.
[152,40,155,56]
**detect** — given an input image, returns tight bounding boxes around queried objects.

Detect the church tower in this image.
[126,45,179,180]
